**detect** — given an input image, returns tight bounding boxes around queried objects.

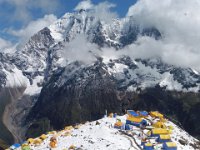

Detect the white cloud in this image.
[74,0,94,11]
[0,38,12,51]
[91,1,118,23]
[63,34,98,64]
[8,14,57,43]
[125,0,200,70]
[74,1,118,23]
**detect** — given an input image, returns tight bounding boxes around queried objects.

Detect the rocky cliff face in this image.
[0,10,200,142]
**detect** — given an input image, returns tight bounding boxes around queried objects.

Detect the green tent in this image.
[22,145,31,150]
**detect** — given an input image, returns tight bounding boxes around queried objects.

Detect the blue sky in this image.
[0,0,137,45]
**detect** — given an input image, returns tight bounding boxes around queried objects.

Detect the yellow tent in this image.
[48,131,57,135]
[163,142,177,149]
[151,128,170,135]
[127,116,142,123]
[74,124,81,129]
[114,121,123,127]
[65,126,74,130]
[64,131,71,136]
[109,113,113,118]
[27,138,34,144]
[69,145,76,150]
[150,111,164,118]
[160,117,166,122]
[160,134,171,140]
[40,134,47,140]
[153,121,167,129]
[33,139,42,145]
[166,142,177,147]
[145,143,153,146]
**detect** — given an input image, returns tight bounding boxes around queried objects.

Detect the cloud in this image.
[63,34,98,64]
[7,14,57,44]
[74,0,94,11]
[63,33,122,65]
[0,38,12,51]
[91,1,118,23]
[74,1,118,23]
[125,0,200,70]
[66,0,200,71]
[0,0,60,23]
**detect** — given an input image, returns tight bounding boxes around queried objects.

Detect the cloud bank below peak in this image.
[125,0,200,70]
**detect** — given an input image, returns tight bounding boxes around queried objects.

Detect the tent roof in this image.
[11,143,21,148]
[166,142,177,147]
[152,128,169,134]
[140,111,148,116]
[160,134,171,140]
[145,143,153,146]
[127,110,139,117]
[150,111,163,118]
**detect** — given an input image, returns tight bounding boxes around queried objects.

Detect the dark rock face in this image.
[27,63,122,133]
[184,102,200,139]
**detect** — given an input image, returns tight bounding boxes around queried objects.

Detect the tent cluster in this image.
[7,134,48,150]
[7,124,81,150]
[114,110,177,150]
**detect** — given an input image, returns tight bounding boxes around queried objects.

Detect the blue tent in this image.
[126,120,140,127]
[113,113,117,118]
[163,142,177,150]
[156,135,171,143]
[125,124,131,130]
[10,143,21,149]
[127,110,139,117]
[140,111,148,117]
[143,143,154,150]
[141,119,148,126]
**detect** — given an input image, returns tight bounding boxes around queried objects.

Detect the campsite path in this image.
[120,130,142,150]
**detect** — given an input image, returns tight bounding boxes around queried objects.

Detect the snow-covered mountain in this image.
[0,9,200,144]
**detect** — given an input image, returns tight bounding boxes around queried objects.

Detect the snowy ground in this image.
[10,114,199,150]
